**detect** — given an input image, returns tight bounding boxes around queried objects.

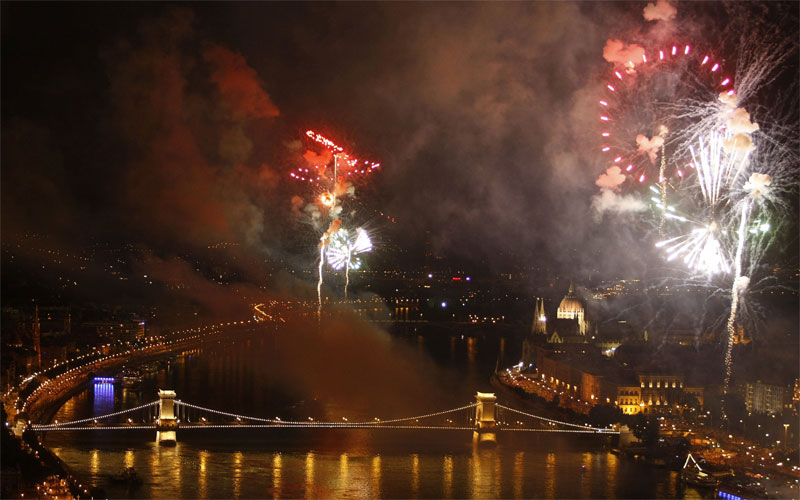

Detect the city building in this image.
[556,282,588,335]
[740,380,789,415]
[531,297,547,335]
[528,344,705,416]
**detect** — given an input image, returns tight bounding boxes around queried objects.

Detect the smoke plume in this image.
[643,0,677,23]
[603,39,646,67]
[636,133,665,164]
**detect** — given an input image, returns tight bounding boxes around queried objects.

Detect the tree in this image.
[589,404,622,428]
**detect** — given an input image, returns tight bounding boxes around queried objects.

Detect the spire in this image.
[532,298,547,334]
[568,280,574,296]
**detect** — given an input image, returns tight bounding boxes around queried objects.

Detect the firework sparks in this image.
[292,128,383,312]
[655,132,750,275]
[319,192,334,207]
[326,227,373,298]
[598,42,734,188]
[289,130,381,183]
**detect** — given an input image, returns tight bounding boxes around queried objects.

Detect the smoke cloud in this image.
[723,133,755,153]
[726,107,760,135]
[99,8,283,250]
[603,39,646,67]
[591,189,647,219]
[203,45,280,121]
[303,149,332,169]
[643,0,677,23]
[595,165,627,190]
[636,133,665,164]
[744,172,772,198]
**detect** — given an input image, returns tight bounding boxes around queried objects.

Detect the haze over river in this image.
[44,325,697,499]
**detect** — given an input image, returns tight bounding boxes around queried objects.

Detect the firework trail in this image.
[723,200,750,402]
[291,129,382,312]
[317,218,342,316]
[654,131,750,275]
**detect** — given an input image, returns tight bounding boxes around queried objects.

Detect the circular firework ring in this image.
[599,43,736,186]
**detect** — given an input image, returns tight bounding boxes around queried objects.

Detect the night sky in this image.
[2,2,798,279]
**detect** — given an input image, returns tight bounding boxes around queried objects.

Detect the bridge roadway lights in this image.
[156,389,177,446]
[473,392,497,447]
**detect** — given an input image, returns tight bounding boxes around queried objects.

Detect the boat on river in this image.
[120,368,142,389]
[109,467,141,488]
[679,453,719,488]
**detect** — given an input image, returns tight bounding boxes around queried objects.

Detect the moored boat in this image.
[680,453,719,489]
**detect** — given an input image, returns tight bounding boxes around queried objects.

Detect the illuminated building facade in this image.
[617,385,642,415]
[531,297,547,335]
[556,282,587,335]
[741,380,788,415]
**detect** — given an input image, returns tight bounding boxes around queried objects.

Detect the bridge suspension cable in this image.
[495,404,615,433]
[175,401,478,426]
[180,424,475,430]
[31,401,160,430]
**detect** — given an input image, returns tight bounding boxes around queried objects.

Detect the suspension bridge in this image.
[24,391,619,446]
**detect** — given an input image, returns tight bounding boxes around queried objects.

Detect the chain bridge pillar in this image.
[473,392,497,446]
[156,389,178,446]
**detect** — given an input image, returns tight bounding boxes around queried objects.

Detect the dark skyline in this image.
[2,2,798,281]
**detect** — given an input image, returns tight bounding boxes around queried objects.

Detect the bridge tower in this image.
[156,389,178,446]
[473,392,497,446]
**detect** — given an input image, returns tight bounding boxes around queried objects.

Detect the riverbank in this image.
[2,323,270,499]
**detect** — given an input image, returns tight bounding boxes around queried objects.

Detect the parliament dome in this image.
[556,282,587,334]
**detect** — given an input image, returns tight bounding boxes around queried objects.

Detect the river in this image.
[44,323,705,499]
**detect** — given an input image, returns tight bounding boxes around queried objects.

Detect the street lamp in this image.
[784,423,789,447]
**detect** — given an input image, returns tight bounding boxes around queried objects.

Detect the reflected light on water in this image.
[606,450,618,498]
[92,382,114,416]
[443,454,453,499]
[90,449,100,476]
[411,453,419,498]
[272,452,282,500]
[371,455,381,498]
[545,452,556,499]
[581,452,592,498]
[304,452,314,499]
[470,448,497,500]
[513,451,524,499]
[233,451,243,499]
[124,449,135,469]
[338,453,349,494]
[198,450,209,499]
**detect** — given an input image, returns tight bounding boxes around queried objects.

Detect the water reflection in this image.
[92,382,114,416]
[198,449,209,499]
[233,450,243,499]
[545,452,556,499]
[304,451,314,499]
[90,449,100,476]
[338,452,349,494]
[411,453,419,498]
[272,452,282,500]
[371,455,381,498]
[124,449,134,469]
[443,454,453,499]
[513,451,524,499]
[470,447,498,499]
[581,452,592,498]
[606,450,618,498]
